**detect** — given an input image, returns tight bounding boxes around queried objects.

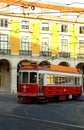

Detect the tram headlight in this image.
[23,85,27,92]
[23,85,27,89]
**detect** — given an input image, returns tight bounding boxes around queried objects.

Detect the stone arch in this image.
[17,59,28,90]
[58,61,70,66]
[76,63,84,73]
[76,62,84,92]
[0,59,11,91]
[17,59,28,71]
[39,60,51,66]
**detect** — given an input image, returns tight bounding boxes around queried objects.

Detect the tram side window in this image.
[60,76,66,85]
[30,72,37,83]
[71,77,74,85]
[54,75,64,85]
[46,74,50,85]
[75,77,78,85]
[23,72,28,83]
[64,76,71,85]
[78,77,80,85]
[39,74,44,86]
[54,75,74,86]
[75,77,80,85]
[68,77,72,85]
[65,77,69,85]
[54,75,59,85]
[58,76,61,85]
[50,74,54,85]
[46,74,54,85]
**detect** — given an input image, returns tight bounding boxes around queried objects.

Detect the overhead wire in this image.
[36,1,84,6]
[0,2,83,18]
[0,1,83,48]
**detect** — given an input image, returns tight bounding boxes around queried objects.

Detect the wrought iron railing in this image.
[19,50,32,56]
[40,51,52,57]
[77,53,84,58]
[59,52,70,58]
[0,49,11,55]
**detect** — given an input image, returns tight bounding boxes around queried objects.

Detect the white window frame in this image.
[61,24,68,33]
[78,40,84,54]
[60,38,69,52]
[41,22,49,31]
[41,37,49,52]
[0,34,9,49]
[0,19,8,28]
[21,20,29,30]
[20,35,30,50]
[79,26,84,34]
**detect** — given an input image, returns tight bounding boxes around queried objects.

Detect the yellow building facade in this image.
[0,4,84,93]
[6,7,83,58]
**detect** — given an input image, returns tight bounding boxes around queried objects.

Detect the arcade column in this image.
[10,66,17,94]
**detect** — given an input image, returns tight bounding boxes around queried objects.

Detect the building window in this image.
[61,24,68,32]
[21,36,29,50]
[21,21,29,30]
[79,26,84,34]
[0,34,8,49]
[42,22,49,31]
[41,37,49,51]
[40,37,51,56]
[0,19,8,27]
[61,39,68,52]
[47,74,54,85]
[79,40,84,53]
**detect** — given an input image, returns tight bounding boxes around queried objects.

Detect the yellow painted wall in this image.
[10,20,20,53]
[31,22,40,54]
[50,23,60,55]
[1,65,10,88]
[9,19,79,57]
[70,24,78,57]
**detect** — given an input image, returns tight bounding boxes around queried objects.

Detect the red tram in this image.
[18,60,83,103]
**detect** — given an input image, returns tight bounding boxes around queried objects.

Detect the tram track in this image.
[24,101,84,123]
[0,96,84,130]
[58,102,84,123]
[0,112,84,130]
[23,101,84,129]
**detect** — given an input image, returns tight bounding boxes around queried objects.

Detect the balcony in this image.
[77,53,84,58]
[40,51,52,57]
[59,52,70,58]
[19,50,32,56]
[0,49,11,55]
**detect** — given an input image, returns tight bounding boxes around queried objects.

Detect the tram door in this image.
[38,73,44,93]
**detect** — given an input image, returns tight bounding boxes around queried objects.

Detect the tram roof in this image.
[49,64,81,74]
[19,61,81,74]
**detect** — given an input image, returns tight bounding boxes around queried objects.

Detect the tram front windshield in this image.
[19,71,37,83]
